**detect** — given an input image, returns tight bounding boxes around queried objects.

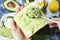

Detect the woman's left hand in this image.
[48,18,60,29]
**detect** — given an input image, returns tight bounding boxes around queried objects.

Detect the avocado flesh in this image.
[14,2,47,37]
[4,0,20,11]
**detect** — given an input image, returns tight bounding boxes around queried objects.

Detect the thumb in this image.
[10,19,17,30]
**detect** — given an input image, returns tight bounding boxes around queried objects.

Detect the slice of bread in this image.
[14,2,47,38]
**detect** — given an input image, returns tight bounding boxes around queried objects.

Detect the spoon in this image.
[40,10,59,24]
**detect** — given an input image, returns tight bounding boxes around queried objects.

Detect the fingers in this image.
[48,18,60,28]
[15,7,21,15]
[52,18,60,21]
[48,20,57,28]
[20,6,24,10]
[10,19,17,30]
[15,6,24,16]
[10,19,27,40]
[49,24,57,28]
[51,18,60,28]
[10,19,22,31]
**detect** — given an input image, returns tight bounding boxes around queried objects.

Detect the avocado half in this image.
[4,0,20,11]
[14,2,47,38]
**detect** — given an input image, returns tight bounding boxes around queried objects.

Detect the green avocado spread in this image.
[14,2,47,37]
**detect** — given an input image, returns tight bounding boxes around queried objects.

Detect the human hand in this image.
[10,19,27,40]
[10,6,31,40]
[15,6,24,15]
[48,18,60,29]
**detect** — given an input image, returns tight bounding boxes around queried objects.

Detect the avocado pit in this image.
[7,2,16,8]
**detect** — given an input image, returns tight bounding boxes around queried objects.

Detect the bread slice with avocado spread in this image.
[14,2,47,38]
